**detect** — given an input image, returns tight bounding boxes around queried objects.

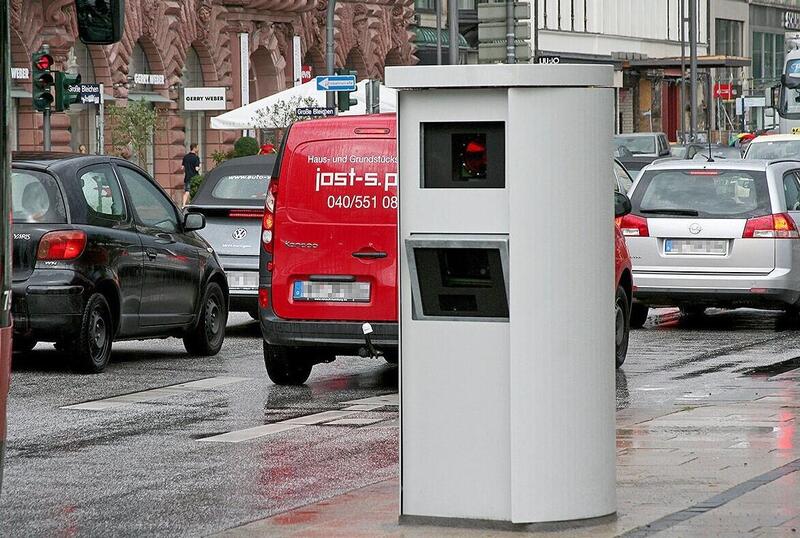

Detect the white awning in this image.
[210,79,397,130]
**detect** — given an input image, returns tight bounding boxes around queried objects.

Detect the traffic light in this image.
[335,68,357,113]
[32,49,54,112]
[55,71,82,112]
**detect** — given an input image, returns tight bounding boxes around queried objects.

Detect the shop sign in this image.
[183,87,227,110]
[133,73,165,85]
[538,56,560,64]
[11,67,29,80]
[301,65,313,84]
[713,83,733,100]
[785,10,800,30]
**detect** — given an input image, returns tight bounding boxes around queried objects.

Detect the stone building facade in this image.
[9,0,415,198]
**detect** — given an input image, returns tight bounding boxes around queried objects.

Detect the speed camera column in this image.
[386,64,616,527]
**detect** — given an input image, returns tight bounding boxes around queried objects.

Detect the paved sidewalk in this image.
[218,363,800,537]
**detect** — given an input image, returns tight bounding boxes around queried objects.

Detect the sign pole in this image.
[326,0,336,109]
[98,83,105,155]
[43,108,51,151]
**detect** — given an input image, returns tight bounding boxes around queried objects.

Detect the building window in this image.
[752,31,784,89]
[415,0,435,12]
[715,19,742,56]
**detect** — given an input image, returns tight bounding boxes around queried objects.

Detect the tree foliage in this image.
[251,95,319,130]
[107,100,165,168]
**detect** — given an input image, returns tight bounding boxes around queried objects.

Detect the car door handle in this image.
[352,250,388,259]
[146,248,158,260]
[155,233,176,244]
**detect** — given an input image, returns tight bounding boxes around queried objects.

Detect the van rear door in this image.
[271,136,397,322]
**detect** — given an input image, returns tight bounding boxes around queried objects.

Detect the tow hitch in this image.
[358,322,384,359]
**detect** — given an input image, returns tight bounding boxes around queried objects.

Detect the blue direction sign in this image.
[316,75,356,92]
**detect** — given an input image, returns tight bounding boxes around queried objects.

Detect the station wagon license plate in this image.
[227,271,259,290]
[664,239,727,256]
[293,281,371,302]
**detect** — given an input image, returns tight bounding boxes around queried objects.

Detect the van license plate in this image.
[293,281,370,302]
[664,239,727,255]
[227,271,259,289]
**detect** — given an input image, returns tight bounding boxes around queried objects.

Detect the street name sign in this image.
[296,106,335,118]
[316,75,356,92]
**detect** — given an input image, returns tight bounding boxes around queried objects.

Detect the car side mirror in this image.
[615,192,632,218]
[184,212,206,232]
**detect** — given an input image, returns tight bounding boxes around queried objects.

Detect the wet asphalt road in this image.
[1,308,799,536]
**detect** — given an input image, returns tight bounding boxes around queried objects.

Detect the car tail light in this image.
[742,213,800,238]
[258,287,269,309]
[262,180,278,253]
[617,214,649,237]
[229,209,264,219]
[37,230,87,261]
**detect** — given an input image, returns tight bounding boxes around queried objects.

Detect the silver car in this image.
[186,154,275,318]
[621,159,800,327]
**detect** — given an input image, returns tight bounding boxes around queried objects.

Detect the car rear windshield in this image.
[614,136,655,155]
[746,140,800,159]
[12,169,67,223]
[631,169,770,219]
[210,174,270,201]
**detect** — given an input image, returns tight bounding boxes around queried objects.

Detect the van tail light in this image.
[743,213,800,238]
[617,214,649,237]
[262,180,278,253]
[229,209,264,219]
[37,230,87,260]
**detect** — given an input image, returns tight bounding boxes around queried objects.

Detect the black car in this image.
[11,153,229,372]
[185,155,275,317]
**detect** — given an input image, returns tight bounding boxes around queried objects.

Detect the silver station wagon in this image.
[620,159,800,327]
[186,154,275,318]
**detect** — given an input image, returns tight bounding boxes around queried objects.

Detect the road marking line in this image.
[198,423,303,443]
[61,376,251,411]
[197,393,400,443]
[284,410,357,425]
[340,393,398,406]
[342,404,384,411]
[325,417,385,426]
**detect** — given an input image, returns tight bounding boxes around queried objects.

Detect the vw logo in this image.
[689,223,702,235]
[232,228,247,240]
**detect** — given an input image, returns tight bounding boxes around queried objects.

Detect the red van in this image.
[259,114,398,384]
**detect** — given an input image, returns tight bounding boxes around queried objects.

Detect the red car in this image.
[258,114,634,384]
[615,190,634,368]
[259,114,398,384]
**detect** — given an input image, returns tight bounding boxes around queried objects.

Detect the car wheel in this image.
[12,336,37,354]
[184,282,227,356]
[68,293,113,373]
[630,302,649,329]
[263,342,313,385]
[615,286,630,369]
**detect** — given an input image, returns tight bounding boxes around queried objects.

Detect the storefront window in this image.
[415,0,435,12]
[181,47,205,165]
[128,42,156,174]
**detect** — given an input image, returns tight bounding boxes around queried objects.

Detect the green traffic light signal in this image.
[32,50,54,112]
[55,71,82,112]
[335,68,358,113]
